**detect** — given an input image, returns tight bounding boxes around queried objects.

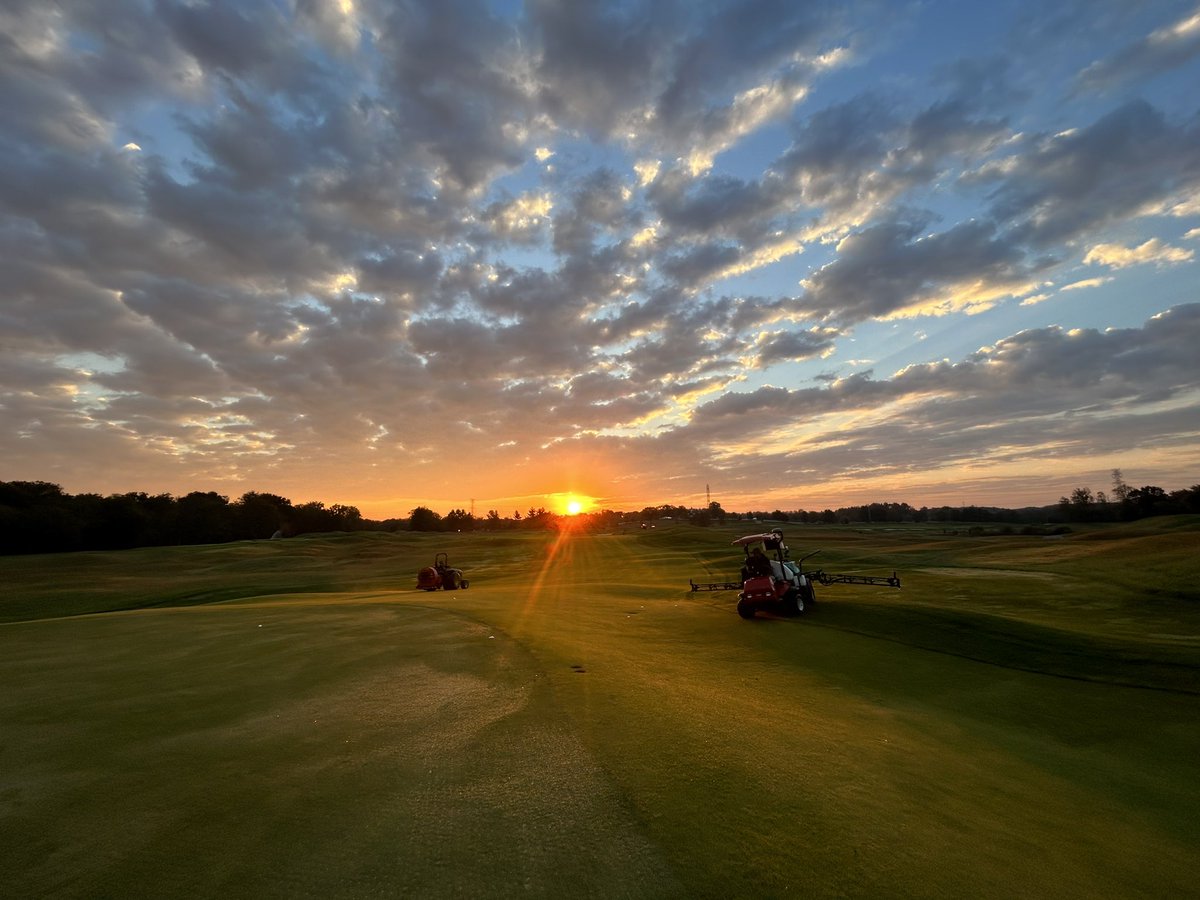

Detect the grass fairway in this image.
[2,522,1199,897]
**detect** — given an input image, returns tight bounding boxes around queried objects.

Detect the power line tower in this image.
[706,483,711,507]
[470,498,475,517]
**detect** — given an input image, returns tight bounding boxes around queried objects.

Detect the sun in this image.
[553,493,594,516]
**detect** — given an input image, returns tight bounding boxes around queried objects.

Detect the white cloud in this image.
[1060,277,1114,292]
[1084,238,1194,269]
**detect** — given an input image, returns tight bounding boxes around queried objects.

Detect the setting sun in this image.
[552,493,595,516]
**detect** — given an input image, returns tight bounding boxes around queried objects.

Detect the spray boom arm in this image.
[689,547,900,592]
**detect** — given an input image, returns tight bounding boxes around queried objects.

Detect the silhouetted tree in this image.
[236,492,294,538]
[176,491,233,544]
[409,506,442,532]
[444,508,474,531]
[1111,469,1131,503]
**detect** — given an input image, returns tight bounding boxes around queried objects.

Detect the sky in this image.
[2,0,1199,520]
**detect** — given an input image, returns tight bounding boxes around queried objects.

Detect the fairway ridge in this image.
[2,524,1199,897]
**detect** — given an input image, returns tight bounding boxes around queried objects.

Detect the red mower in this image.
[690,529,899,619]
[416,552,470,591]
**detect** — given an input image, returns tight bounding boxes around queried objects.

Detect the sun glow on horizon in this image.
[551,492,596,516]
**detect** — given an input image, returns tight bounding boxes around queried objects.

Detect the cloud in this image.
[753,328,838,366]
[1059,277,1113,292]
[674,304,1200,490]
[979,101,1200,248]
[798,218,1046,323]
[1075,8,1200,92]
[1084,238,1195,269]
[2,1,1197,513]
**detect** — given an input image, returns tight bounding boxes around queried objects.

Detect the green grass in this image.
[2,522,1199,897]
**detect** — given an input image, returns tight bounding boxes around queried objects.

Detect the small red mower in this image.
[416,552,470,591]
[690,529,899,619]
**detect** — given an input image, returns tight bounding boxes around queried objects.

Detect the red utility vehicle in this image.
[690,529,899,619]
[416,552,470,591]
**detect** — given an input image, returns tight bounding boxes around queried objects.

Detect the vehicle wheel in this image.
[785,588,806,616]
[460,579,470,589]
[442,571,460,591]
[736,595,755,619]
[801,583,816,608]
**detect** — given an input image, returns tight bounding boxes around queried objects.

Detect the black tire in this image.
[801,582,816,608]
[784,588,806,616]
[460,579,469,589]
[736,595,755,619]
[442,571,460,591]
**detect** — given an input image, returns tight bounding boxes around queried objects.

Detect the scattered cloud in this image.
[1074,8,1200,92]
[2,1,1198,513]
[1060,277,1114,292]
[1084,238,1194,268]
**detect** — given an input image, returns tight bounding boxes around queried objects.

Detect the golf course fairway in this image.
[2,522,1198,898]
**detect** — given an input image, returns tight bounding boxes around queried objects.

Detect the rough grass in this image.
[2,521,1198,898]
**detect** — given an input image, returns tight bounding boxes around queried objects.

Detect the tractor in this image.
[689,529,899,619]
[416,552,470,591]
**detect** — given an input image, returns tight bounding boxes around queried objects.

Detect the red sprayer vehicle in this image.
[416,552,470,591]
[690,529,900,619]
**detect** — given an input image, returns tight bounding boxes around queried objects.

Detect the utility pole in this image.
[706,483,711,507]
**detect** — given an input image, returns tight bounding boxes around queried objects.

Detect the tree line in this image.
[0,482,363,554]
[1053,469,1200,522]
[2,471,1197,555]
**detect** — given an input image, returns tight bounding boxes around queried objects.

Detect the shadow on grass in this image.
[808,600,1200,695]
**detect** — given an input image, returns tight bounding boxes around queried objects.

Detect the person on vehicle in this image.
[744,546,773,579]
[763,529,801,586]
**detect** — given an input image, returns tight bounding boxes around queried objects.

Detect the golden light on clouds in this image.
[1084,238,1194,269]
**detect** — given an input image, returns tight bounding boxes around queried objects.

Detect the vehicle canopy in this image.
[731,529,786,554]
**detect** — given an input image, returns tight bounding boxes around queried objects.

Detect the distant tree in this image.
[1057,495,1073,521]
[176,491,233,544]
[328,503,362,530]
[292,501,330,534]
[96,493,157,549]
[1111,469,1131,503]
[409,506,442,532]
[1127,486,1168,518]
[237,492,294,538]
[1170,485,1200,513]
[444,508,474,531]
